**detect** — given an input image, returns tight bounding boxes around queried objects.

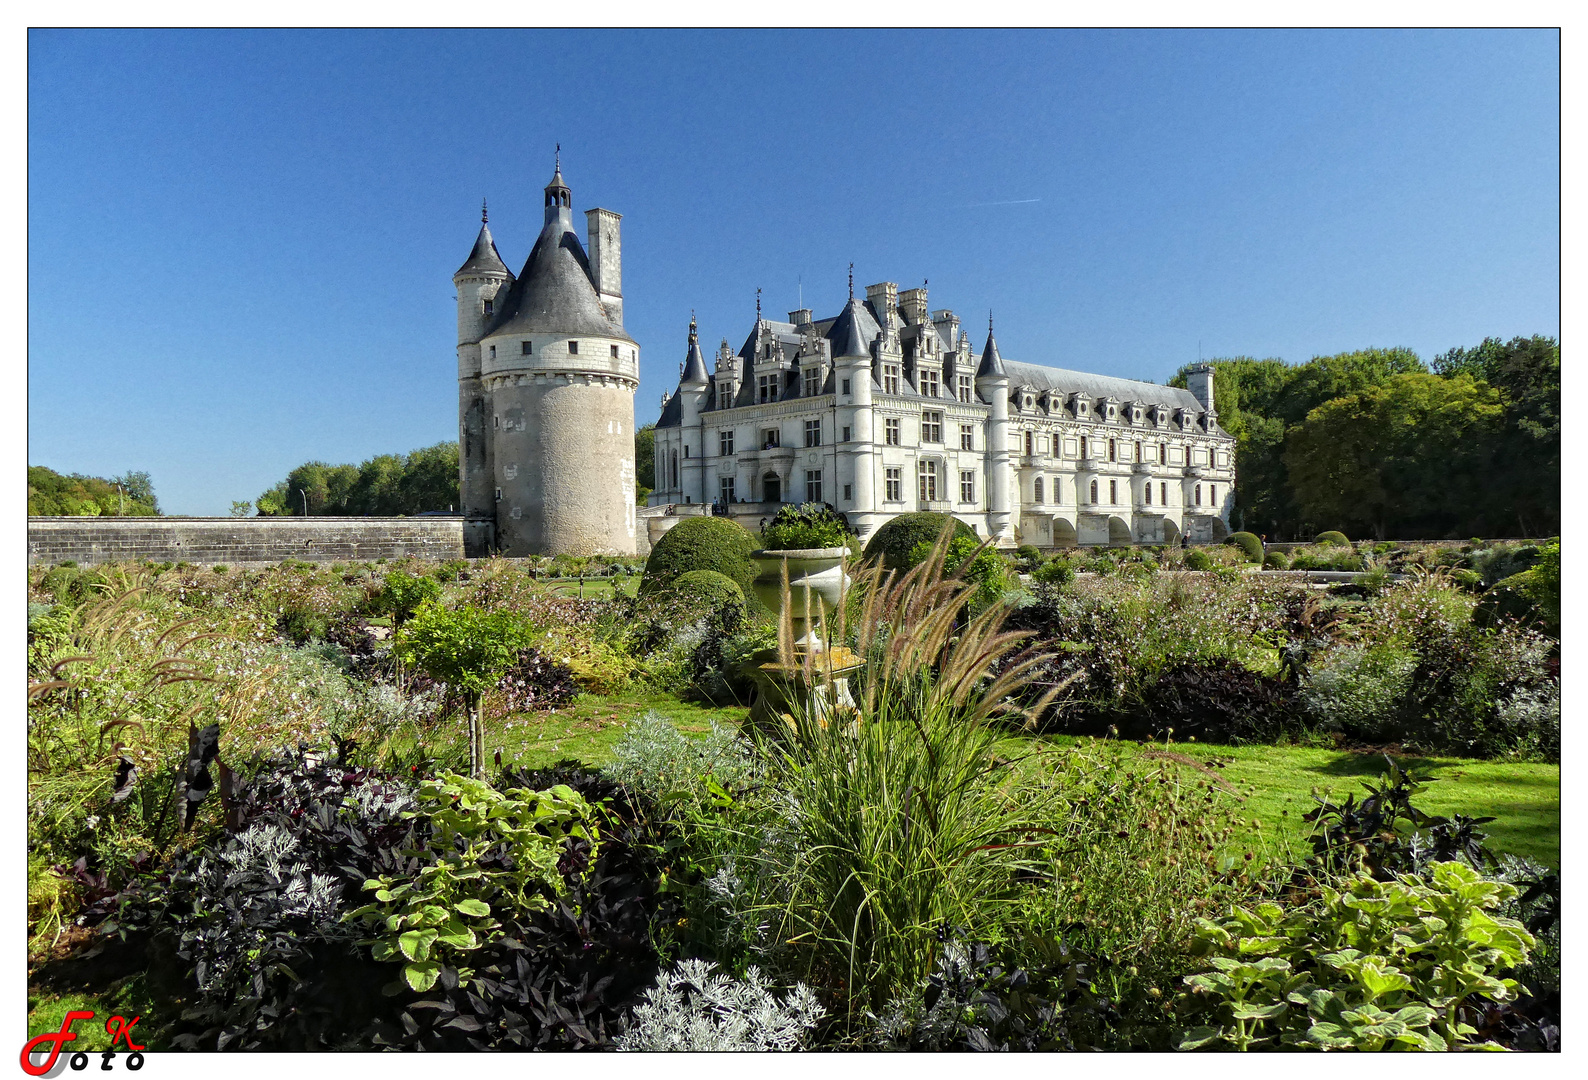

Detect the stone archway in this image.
[1051,517,1078,548]
[1162,517,1181,547]
[762,473,781,503]
[1108,516,1133,547]
[1209,516,1228,542]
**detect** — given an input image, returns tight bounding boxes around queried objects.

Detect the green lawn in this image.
[429,691,1560,869]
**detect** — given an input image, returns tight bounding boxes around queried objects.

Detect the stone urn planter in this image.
[743,546,863,735]
[748,546,851,648]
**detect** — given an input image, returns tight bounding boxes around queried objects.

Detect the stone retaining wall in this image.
[28,517,467,567]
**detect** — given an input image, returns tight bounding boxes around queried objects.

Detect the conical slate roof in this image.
[826,298,880,358]
[679,319,710,386]
[977,329,1007,379]
[483,217,635,344]
[455,222,509,277]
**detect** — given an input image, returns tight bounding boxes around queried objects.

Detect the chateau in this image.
[453,160,639,556]
[649,280,1235,547]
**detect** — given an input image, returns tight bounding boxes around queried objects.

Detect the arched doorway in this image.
[762,473,781,503]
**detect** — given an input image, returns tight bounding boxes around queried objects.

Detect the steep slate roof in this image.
[455,222,510,277]
[680,322,710,386]
[656,392,683,428]
[482,219,635,344]
[1002,360,1203,411]
[826,298,881,358]
[977,331,1007,378]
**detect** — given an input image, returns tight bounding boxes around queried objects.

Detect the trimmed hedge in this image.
[1314,530,1350,547]
[666,569,746,614]
[1224,531,1264,563]
[1263,550,1290,570]
[1183,549,1213,572]
[1032,558,1076,587]
[640,517,757,596]
[862,512,976,572]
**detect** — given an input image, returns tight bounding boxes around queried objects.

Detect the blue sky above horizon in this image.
[28,29,1560,515]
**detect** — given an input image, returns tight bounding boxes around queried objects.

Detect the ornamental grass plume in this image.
[760,523,1080,1023]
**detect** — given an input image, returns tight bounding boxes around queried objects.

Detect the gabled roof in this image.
[482,218,634,344]
[1000,361,1202,412]
[455,222,510,277]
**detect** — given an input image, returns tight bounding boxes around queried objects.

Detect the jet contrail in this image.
[966,198,1042,207]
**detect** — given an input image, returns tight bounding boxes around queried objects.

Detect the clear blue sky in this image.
[27,29,1559,516]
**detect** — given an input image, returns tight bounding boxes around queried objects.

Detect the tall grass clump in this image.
[758,527,1074,1020]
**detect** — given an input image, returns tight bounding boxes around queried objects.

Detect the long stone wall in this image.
[27,517,468,567]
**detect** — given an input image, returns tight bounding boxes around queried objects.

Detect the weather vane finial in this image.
[848,263,854,300]
[989,309,994,333]
[481,198,488,224]
[756,288,762,322]
[555,143,561,171]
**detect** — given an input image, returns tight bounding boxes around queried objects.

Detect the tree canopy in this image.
[256,442,459,516]
[28,466,160,516]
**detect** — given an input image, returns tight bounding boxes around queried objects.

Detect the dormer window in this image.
[567,340,579,355]
[957,374,973,403]
[883,365,900,395]
[921,370,940,398]
[803,367,822,397]
[1023,394,1034,411]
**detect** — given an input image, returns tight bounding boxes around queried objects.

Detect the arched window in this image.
[1089,479,1098,504]
[1034,477,1044,503]
[1195,484,1203,507]
[1144,483,1152,506]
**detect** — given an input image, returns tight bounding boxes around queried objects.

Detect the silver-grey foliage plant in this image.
[617,959,825,1051]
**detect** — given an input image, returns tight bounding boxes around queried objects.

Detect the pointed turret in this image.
[544,145,572,227]
[456,217,509,278]
[976,313,1007,379]
[680,314,710,388]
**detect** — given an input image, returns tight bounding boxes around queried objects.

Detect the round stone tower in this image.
[464,158,640,556]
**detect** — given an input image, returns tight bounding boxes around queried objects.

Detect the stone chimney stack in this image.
[898,287,928,326]
[586,208,623,324]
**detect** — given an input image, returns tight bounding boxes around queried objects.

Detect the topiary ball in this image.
[1263,550,1290,570]
[1224,531,1264,563]
[1183,548,1214,572]
[640,516,757,596]
[666,569,747,614]
[862,512,976,572]
[1032,558,1076,587]
[1315,530,1350,547]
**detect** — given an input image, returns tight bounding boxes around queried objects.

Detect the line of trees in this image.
[1172,335,1559,540]
[255,442,460,517]
[28,466,160,516]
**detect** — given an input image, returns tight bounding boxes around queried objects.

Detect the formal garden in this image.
[25,510,1561,1052]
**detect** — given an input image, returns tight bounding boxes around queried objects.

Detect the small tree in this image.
[229,501,253,518]
[391,602,534,777]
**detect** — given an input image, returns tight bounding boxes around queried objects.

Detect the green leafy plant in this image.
[640,516,758,596]
[1224,532,1264,563]
[346,772,597,992]
[1182,549,1213,572]
[908,534,1009,609]
[1175,861,1534,1051]
[759,503,852,551]
[372,570,441,628]
[1315,530,1350,547]
[860,512,975,572]
[391,604,535,777]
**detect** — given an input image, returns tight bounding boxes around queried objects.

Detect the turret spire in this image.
[680,311,710,388]
[544,148,571,223]
[977,312,1006,380]
[481,198,488,224]
[848,262,854,300]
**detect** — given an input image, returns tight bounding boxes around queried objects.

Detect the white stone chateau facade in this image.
[650,280,1235,547]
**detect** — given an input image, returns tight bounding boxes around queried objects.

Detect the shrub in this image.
[617,959,825,1051]
[1014,545,1044,572]
[372,569,441,626]
[1183,549,1213,572]
[759,502,851,551]
[1299,643,1417,743]
[667,569,747,615]
[1448,567,1483,592]
[1032,558,1076,587]
[640,517,757,596]
[1224,532,1263,563]
[909,534,1009,608]
[1262,550,1289,570]
[493,647,578,713]
[1314,530,1350,547]
[1132,658,1295,742]
[861,511,975,572]
[1174,862,1534,1051]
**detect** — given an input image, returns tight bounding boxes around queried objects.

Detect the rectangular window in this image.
[1161,481,1168,505]
[922,411,942,443]
[683,445,689,458]
[804,419,821,447]
[489,345,496,359]
[885,467,902,502]
[521,341,531,355]
[757,374,777,403]
[1144,482,1152,506]
[960,470,976,504]
[483,299,493,316]
[918,460,939,503]
[842,426,851,442]
[803,367,821,397]
[1209,484,1217,505]
[843,483,852,501]
[720,476,736,503]
[719,384,734,409]
[957,374,973,403]
[567,340,578,355]
[762,428,780,449]
[842,378,851,395]
[1110,479,1118,504]
[806,470,822,503]
[1108,439,1117,462]
[719,430,734,456]
[885,418,901,445]
[960,424,974,451]
[1195,484,1203,507]
[921,370,940,398]
[493,415,500,428]
[494,487,502,501]
[1025,431,1034,456]
[883,365,900,395]
[611,344,620,358]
